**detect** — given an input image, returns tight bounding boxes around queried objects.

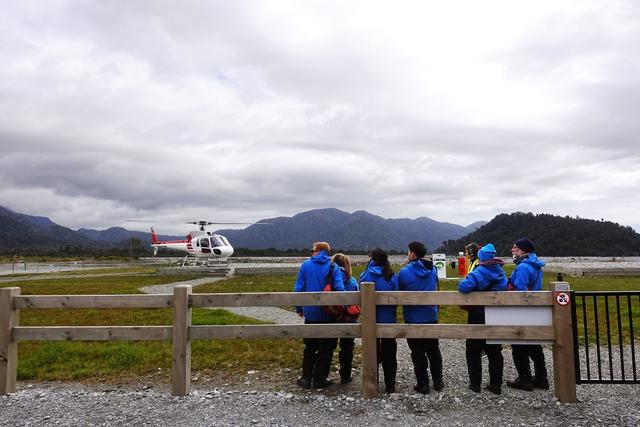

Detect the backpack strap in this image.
[325,262,335,290]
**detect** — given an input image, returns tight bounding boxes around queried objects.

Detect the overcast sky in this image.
[1,0,639,235]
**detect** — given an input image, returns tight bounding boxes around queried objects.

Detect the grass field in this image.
[2,263,639,382]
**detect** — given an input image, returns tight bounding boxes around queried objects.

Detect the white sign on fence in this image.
[485,306,553,345]
[432,253,447,279]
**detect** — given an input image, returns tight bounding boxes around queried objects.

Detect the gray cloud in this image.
[1,0,639,235]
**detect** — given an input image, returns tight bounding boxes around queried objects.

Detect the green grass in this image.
[7,268,302,382]
[7,264,640,382]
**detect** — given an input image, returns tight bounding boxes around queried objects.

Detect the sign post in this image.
[432,253,447,279]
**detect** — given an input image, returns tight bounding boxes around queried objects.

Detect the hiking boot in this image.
[507,377,534,391]
[297,376,311,389]
[340,376,353,385]
[386,384,396,394]
[484,384,501,395]
[532,376,549,390]
[311,378,334,389]
[469,383,481,393]
[414,383,430,394]
[433,380,444,392]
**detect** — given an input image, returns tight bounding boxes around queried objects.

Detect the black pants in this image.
[466,310,503,386]
[377,338,397,388]
[407,337,442,386]
[301,320,338,381]
[512,344,547,379]
[339,337,355,381]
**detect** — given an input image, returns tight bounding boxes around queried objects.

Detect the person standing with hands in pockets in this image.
[398,241,443,394]
[506,237,549,391]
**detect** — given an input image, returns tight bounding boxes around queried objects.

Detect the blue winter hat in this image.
[478,243,496,261]
[514,237,535,254]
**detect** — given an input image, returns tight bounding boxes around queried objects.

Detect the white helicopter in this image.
[135,220,265,267]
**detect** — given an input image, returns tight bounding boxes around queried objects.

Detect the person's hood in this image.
[311,250,331,264]
[479,262,507,281]
[408,258,434,277]
[522,253,545,269]
[365,261,384,277]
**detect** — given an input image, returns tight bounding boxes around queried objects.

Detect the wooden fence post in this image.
[172,285,192,396]
[360,282,378,398]
[1,287,20,395]
[549,281,577,403]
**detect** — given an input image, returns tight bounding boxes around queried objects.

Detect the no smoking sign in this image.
[556,292,570,306]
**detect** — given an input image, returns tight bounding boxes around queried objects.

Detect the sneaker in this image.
[532,376,549,390]
[340,376,353,385]
[469,383,481,393]
[484,384,501,395]
[414,383,430,394]
[506,377,534,391]
[311,378,334,389]
[433,381,444,392]
[297,377,311,389]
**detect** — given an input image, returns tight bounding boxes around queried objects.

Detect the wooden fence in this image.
[0,282,576,402]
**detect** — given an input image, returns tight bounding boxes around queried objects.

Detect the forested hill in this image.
[437,212,640,256]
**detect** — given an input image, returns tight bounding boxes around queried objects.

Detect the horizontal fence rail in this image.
[0,282,577,402]
[572,291,639,384]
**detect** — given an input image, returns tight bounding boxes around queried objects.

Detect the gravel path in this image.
[141,277,303,324]
[2,341,639,426]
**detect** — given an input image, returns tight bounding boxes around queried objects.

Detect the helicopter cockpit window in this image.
[210,236,223,247]
[200,238,210,248]
[220,236,231,246]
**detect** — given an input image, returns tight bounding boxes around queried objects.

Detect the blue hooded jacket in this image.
[294,250,345,321]
[359,261,398,324]
[341,268,359,292]
[398,259,439,324]
[509,253,545,291]
[458,261,508,293]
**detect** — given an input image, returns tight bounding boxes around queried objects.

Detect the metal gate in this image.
[571,291,640,384]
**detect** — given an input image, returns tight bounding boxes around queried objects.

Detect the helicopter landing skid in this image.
[180,255,229,268]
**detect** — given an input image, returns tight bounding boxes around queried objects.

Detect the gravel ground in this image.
[2,340,639,426]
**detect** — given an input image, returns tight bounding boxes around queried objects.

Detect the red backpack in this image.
[322,263,361,321]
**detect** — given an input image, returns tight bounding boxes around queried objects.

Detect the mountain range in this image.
[0,205,482,253]
[216,208,483,251]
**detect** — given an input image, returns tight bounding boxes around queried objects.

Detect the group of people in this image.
[293,237,547,395]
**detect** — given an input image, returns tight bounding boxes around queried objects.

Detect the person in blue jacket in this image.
[506,237,549,391]
[332,253,359,385]
[294,241,345,389]
[360,248,398,393]
[458,243,507,394]
[398,241,443,394]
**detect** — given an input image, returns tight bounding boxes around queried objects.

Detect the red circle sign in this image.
[556,292,570,306]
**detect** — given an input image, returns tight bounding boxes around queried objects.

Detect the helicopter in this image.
[134,220,266,267]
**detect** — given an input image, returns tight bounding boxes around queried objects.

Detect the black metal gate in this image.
[571,291,640,384]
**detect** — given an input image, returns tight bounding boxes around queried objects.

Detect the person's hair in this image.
[313,242,331,252]
[407,241,427,259]
[332,253,352,281]
[370,248,394,281]
[465,242,479,259]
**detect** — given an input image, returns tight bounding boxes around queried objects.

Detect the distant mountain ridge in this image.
[215,208,483,252]
[0,205,483,253]
[438,212,640,256]
[0,205,182,252]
